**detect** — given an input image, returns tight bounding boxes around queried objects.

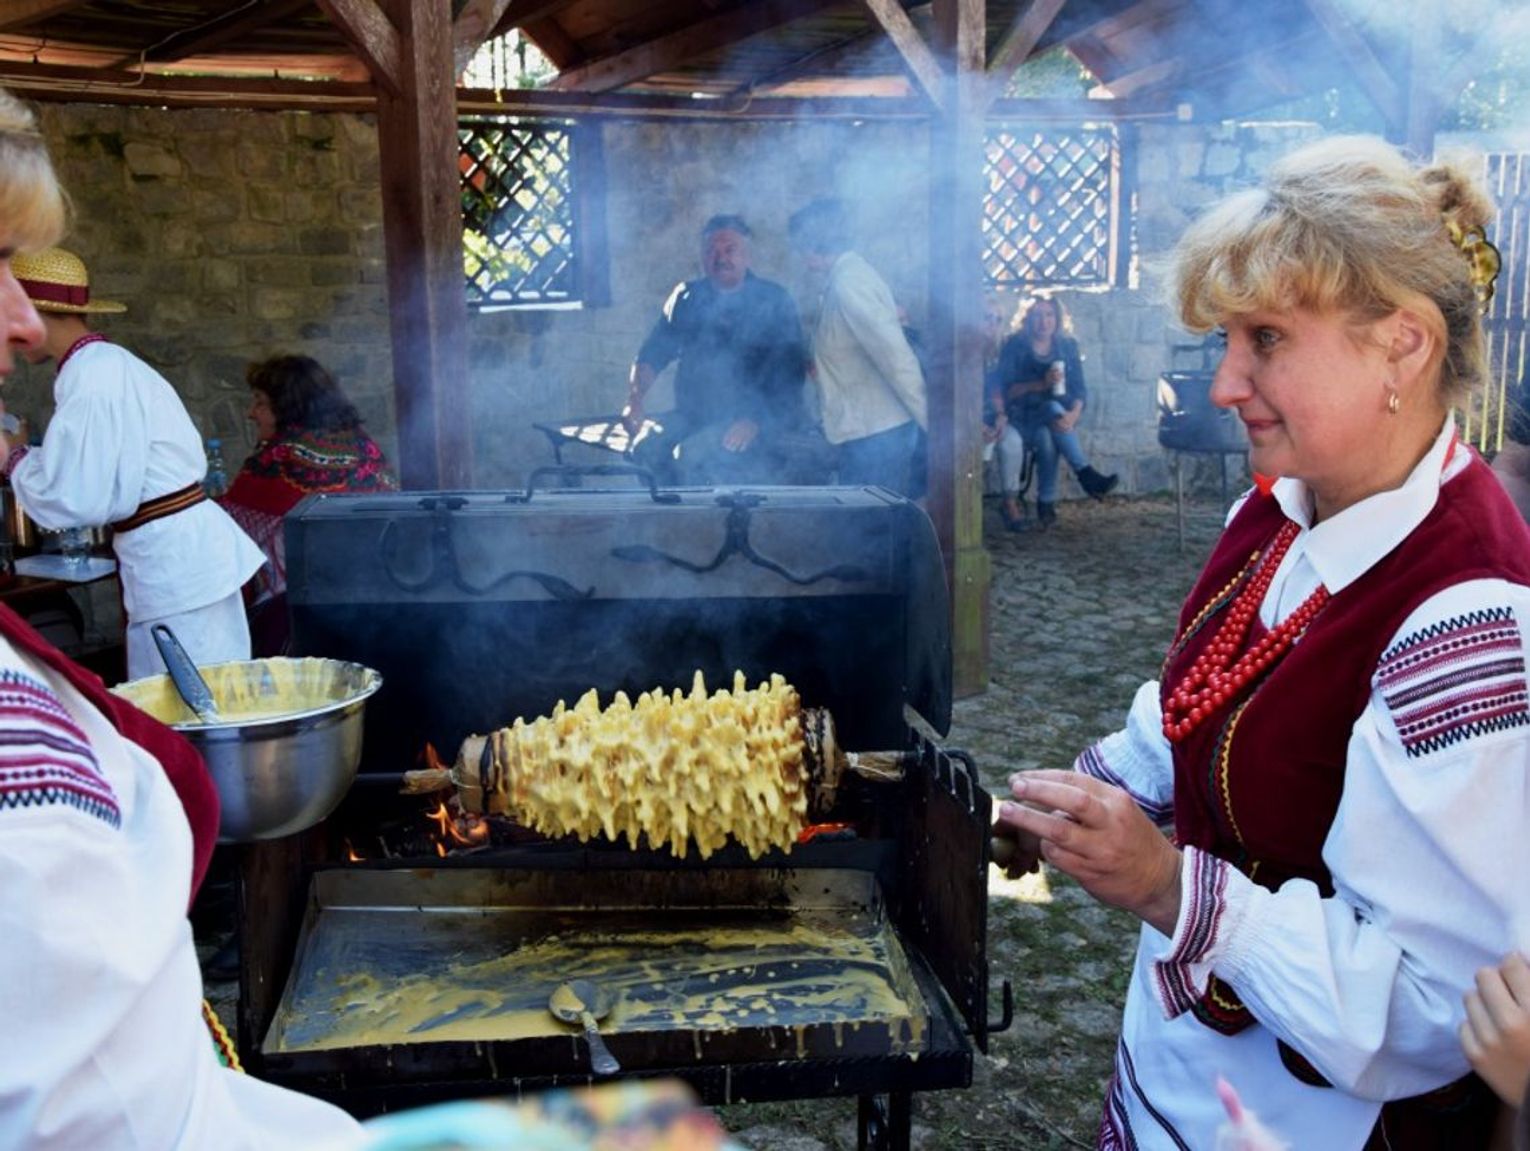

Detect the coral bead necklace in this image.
[1162,519,1329,743]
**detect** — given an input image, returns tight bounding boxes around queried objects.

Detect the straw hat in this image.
[11,247,126,315]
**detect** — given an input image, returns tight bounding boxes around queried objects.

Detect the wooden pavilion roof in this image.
[0,0,1413,126]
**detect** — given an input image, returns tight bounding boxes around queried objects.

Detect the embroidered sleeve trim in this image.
[1377,606,1530,758]
[1152,846,1229,1018]
[0,670,120,828]
[2,442,30,478]
[1077,743,1173,826]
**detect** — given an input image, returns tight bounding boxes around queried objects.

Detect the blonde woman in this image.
[995,137,1530,1148]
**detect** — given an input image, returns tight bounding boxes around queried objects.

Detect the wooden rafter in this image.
[1300,0,1402,133]
[858,0,945,109]
[522,15,583,70]
[493,0,575,36]
[315,0,403,94]
[0,0,86,33]
[1088,55,1179,100]
[547,0,837,94]
[108,0,313,68]
[452,0,513,75]
[986,0,1065,106]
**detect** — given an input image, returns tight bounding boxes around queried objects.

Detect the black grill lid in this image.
[285,484,951,770]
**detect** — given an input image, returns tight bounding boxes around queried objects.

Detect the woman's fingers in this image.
[1464,986,1500,1045]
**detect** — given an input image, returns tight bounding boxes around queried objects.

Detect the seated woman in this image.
[219,354,397,656]
[995,295,1117,526]
[981,294,1030,532]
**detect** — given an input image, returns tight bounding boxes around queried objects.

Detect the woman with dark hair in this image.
[219,354,397,655]
[994,295,1117,526]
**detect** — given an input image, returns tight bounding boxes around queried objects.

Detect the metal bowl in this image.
[113,657,383,843]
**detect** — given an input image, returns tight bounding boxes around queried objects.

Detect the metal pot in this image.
[113,657,383,842]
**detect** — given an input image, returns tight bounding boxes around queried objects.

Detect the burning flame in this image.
[424,798,491,851]
[344,838,364,863]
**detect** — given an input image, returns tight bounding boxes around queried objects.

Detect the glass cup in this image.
[57,526,90,568]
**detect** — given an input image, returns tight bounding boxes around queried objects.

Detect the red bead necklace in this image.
[1162,520,1329,743]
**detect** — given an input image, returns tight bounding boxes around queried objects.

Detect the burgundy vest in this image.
[1163,457,1530,1033]
[0,602,219,902]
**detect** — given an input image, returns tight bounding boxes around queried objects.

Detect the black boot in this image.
[1076,465,1119,500]
[1037,501,1057,527]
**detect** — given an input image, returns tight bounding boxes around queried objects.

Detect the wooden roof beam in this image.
[1300,0,1402,133]
[1088,55,1179,100]
[986,0,1065,107]
[107,0,312,68]
[859,0,945,110]
[314,0,403,94]
[492,0,575,37]
[452,0,513,75]
[548,0,837,94]
[0,0,87,33]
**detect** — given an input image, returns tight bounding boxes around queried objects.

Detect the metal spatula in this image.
[150,622,221,724]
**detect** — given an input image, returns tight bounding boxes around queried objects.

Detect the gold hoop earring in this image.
[1387,391,1401,415]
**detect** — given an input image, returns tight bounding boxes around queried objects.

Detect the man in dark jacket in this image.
[623,214,819,484]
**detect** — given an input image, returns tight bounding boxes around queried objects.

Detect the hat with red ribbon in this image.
[11,247,126,314]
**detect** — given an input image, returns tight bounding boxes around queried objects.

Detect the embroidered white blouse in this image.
[0,633,361,1149]
[6,340,262,623]
[1081,419,1530,1148]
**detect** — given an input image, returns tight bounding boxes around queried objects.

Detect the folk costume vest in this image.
[1163,458,1530,1037]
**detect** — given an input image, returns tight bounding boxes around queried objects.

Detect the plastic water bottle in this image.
[204,438,229,499]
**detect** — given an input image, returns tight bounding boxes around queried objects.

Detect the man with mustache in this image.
[623,214,817,484]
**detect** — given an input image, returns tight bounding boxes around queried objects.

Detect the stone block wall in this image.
[18,100,1319,495]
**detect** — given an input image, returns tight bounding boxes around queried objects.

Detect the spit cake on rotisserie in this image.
[458,671,810,859]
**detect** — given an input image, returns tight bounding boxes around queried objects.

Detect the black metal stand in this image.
[858,1091,913,1151]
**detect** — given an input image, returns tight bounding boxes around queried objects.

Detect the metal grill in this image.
[982,125,1120,289]
[459,117,577,306]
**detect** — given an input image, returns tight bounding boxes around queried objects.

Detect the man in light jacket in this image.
[789,198,927,497]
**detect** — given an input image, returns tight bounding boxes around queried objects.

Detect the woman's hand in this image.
[996,770,1183,934]
[1461,951,1530,1108]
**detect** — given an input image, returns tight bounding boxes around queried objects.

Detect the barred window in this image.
[983,125,1124,289]
[460,117,579,308]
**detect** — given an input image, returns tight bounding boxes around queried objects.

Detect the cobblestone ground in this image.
[198,492,1229,1150]
[726,494,1224,1150]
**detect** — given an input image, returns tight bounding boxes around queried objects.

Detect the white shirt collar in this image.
[1269,416,1463,594]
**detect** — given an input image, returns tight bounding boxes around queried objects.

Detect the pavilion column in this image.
[926,0,990,696]
[373,0,473,488]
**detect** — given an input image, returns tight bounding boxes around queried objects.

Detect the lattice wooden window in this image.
[983,126,1122,289]
[460,117,578,307]
[1477,152,1530,453]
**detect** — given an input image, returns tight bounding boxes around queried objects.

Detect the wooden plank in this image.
[0,0,86,32]
[927,0,988,696]
[1299,0,1402,136]
[547,0,838,94]
[1088,55,1179,100]
[523,15,583,71]
[110,0,313,68]
[985,0,1065,107]
[453,0,514,76]
[376,0,473,488]
[859,0,946,110]
[494,0,575,35]
[315,0,403,94]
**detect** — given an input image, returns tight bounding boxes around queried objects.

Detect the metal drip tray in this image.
[263,864,934,1074]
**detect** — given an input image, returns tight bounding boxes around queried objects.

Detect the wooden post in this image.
[927,0,990,697]
[375,0,474,489]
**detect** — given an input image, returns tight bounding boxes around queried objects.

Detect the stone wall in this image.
[18,101,1320,493]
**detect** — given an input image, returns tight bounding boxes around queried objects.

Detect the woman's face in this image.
[248,387,278,441]
[1029,302,1059,342]
[0,242,45,384]
[1211,307,1399,517]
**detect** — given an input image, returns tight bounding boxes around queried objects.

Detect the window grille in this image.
[1476,152,1530,453]
[460,117,578,307]
[983,125,1122,289]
